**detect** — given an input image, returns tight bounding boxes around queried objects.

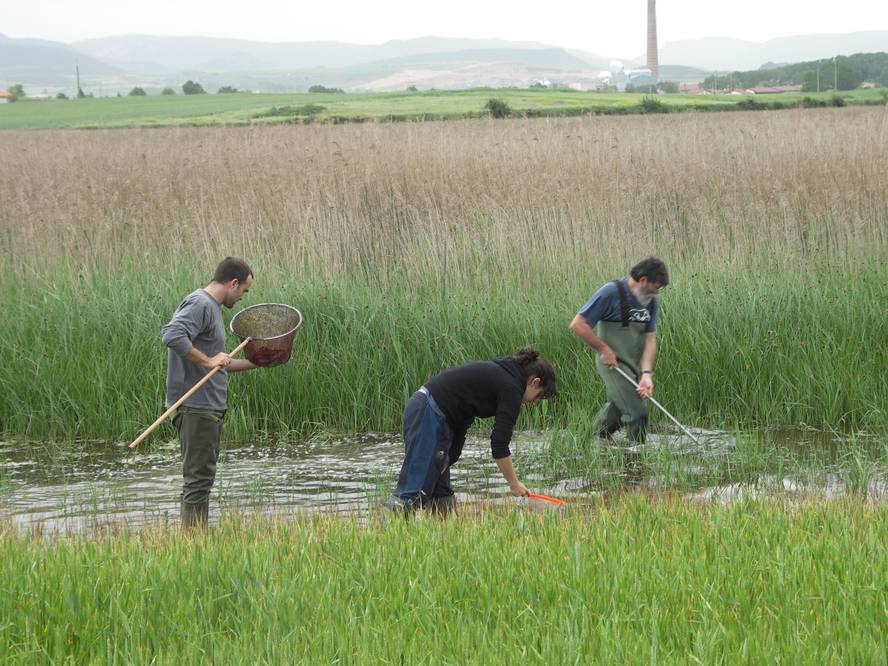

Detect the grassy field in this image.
[1,108,887,442]
[2,101,887,666]
[0,87,885,130]
[2,498,886,663]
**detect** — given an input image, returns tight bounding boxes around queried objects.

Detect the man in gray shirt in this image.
[161,256,259,528]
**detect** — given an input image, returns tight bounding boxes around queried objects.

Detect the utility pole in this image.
[76,61,81,98]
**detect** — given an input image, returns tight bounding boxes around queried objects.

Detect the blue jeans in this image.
[392,387,454,503]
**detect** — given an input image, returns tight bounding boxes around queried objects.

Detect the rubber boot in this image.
[181,500,209,530]
[625,412,649,444]
[597,420,621,441]
[426,495,457,518]
[383,494,419,518]
[594,402,622,440]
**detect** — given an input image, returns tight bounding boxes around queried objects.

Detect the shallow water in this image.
[0,433,527,532]
[0,429,885,533]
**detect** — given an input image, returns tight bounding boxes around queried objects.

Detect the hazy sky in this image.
[6,0,888,56]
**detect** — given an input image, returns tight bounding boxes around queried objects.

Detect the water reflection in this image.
[0,428,885,533]
[0,434,527,532]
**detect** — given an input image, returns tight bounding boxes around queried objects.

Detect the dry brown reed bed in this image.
[1,107,886,280]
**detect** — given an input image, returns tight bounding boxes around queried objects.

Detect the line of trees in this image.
[126,81,236,95]
[625,81,679,94]
[129,83,243,96]
[800,66,861,92]
[701,52,888,91]
[4,81,249,100]
[308,85,345,93]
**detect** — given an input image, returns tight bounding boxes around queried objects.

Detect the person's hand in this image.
[599,346,617,368]
[509,481,529,497]
[637,374,654,398]
[205,352,232,369]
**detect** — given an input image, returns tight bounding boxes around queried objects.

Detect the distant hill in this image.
[71,35,562,73]
[66,36,619,93]
[657,31,888,71]
[4,30,887,94]
[657,65,709,83]
[150,48,609,94]
[352,49,599,91]
[365,48,592,72]
[562,49,619,70]
[0,34,124,88]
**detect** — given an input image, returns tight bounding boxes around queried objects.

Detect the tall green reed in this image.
[2,261,887,441]
[1,111,887,441]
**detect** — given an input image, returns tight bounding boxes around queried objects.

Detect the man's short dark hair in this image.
[212,257,253,284]
[630,256,669,287]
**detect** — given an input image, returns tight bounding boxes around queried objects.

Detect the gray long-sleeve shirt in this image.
[161,289,228,411]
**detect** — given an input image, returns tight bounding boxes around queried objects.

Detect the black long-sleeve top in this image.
[424,357,525,460]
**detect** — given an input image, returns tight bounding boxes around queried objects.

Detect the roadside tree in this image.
[8,83,25,101]
[182,80,206,95]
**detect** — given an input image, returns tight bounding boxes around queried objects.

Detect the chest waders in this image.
[174,406,226,529]
[593,280,649,442]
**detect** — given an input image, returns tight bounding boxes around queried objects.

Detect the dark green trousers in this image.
[593,361,649,443]
[593,319,649,443]
[173,406,225,526]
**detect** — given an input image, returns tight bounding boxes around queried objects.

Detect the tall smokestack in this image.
[647,0,659,79]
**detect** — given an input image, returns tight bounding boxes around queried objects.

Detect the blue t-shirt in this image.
[578,278,658,333]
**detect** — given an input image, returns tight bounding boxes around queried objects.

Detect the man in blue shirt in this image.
[569,257,669,443]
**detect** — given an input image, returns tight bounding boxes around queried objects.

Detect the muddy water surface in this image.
[1,429,885,533]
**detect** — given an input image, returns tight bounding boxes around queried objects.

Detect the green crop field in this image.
[2,499,887,664]
[0,87,885,130]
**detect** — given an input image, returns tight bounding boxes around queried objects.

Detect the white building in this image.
[611,68,657,92]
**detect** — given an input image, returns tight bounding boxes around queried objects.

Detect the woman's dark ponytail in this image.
[513,347,557,399]
[514,347,540,366]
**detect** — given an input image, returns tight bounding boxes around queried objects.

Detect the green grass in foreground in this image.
[2,263,887,442]
[2,498,886,664]
[1,88,885,130]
